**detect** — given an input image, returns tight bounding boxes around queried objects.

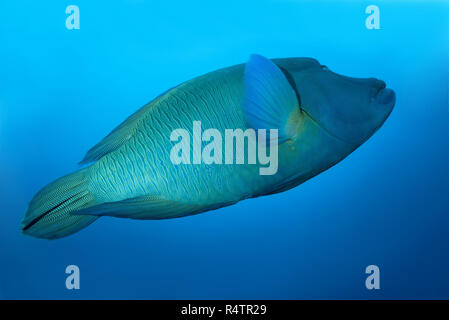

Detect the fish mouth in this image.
[374,87,396,106]
[371,80,396,107]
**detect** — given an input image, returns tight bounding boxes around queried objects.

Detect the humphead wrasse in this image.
[21,54,395,239]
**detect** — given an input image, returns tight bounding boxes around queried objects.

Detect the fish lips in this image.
[371,80,396,111]
[375,87,396,106]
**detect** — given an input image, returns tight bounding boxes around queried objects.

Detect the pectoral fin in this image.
[243,54,303,142]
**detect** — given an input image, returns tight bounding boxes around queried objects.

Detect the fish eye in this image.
[321,65,329,72]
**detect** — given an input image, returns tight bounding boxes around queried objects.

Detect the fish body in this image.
[21,55,395,239]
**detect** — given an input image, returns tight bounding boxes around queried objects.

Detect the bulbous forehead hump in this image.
[272,57,321,72]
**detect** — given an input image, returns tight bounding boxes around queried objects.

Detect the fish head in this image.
[277,58,395,147]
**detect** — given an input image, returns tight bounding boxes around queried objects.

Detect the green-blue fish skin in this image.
[21,55,395,239]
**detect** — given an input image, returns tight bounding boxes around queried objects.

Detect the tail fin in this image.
[21,168,99,239]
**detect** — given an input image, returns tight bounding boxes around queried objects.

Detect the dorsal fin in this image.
[79,83,183,165]
[79,104,151,165]
[243,54,302,143]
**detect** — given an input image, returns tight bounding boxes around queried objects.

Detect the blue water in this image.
[1,0,448,299]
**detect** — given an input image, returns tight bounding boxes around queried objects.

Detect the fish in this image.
[21,54,395,239]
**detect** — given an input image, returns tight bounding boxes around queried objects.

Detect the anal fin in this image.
[73,195,237,220]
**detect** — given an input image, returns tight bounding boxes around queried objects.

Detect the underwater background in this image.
[0,0,448,299]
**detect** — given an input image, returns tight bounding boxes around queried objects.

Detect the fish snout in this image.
[338,75,395,107]
[370,79,395,107]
